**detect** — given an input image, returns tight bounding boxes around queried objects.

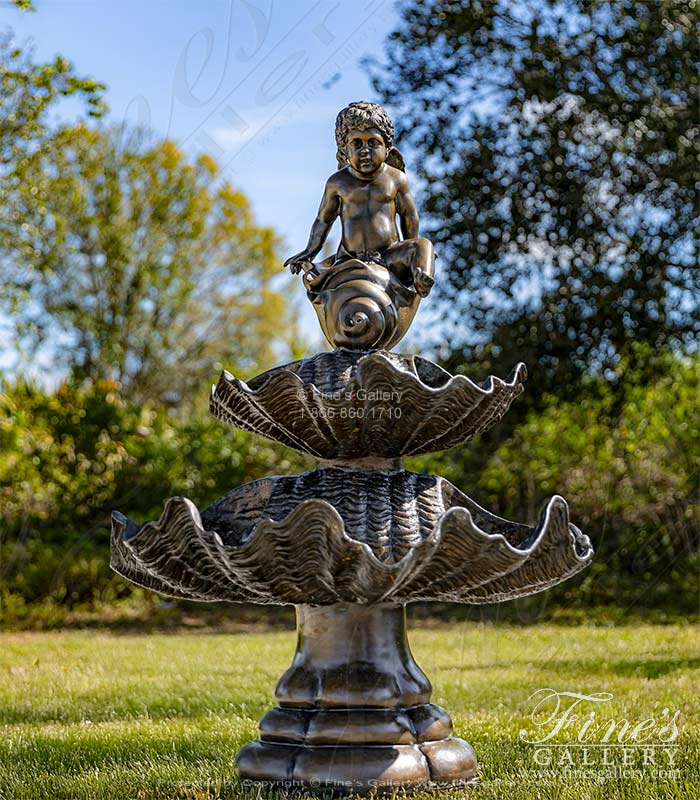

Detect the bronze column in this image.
[236,603,477,790]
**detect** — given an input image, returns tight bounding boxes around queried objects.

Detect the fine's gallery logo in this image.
[520,689,681,779]
[296,388,402,402]
[295,387,403,419]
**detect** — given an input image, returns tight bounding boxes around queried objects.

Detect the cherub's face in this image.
[345,127,387,174]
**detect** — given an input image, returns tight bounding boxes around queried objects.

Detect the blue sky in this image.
[5,0,452,356]
[6,0,398,244]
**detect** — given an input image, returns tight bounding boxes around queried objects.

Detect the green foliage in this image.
[1,4,694,627]
[368,0,698,399]
[0,33,105,172]
[416,349,700,610]
[483,350,698,523]
[498,354,698,608]
[2,124,299,403]
[0,379,312,609]
[3,351,696,618]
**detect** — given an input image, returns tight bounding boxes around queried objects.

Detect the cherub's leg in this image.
[385,238,435,297]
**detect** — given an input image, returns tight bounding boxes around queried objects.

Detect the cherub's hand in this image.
[284,250,314,275]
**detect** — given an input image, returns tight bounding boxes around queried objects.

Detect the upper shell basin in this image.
[210,349,527,459]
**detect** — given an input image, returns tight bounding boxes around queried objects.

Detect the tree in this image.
[4,1,35,11]
[0,33,105,171]
[0,32,106,314]
[2,123,297,403]
[0,377,313,612]
[368,0,698,397]
[479,348,700,610]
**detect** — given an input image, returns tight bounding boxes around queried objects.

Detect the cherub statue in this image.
[284,101,435,298]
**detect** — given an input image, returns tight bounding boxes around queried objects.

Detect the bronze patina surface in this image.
[236,604,477,788]
[284,102,435,350]
[112,464,592,606]
[111,102,594,792]
[210,349,528,460]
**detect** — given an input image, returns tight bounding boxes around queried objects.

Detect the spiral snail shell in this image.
[304,259,421,351]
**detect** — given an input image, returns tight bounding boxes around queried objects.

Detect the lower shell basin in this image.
[111,467,593,606]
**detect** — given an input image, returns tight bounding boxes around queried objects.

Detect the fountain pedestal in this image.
[237,603,477,789]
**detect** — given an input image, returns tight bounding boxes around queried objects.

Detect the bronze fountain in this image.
[111,102,593,791]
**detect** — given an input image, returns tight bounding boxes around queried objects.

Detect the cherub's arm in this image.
[395,174,420,240]
[284,178,340,270]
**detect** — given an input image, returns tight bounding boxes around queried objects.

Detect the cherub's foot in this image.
[412,268,435,297]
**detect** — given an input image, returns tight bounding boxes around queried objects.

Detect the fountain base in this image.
[236,603,478,790]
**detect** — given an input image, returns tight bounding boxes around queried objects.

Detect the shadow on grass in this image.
[5,598,698,634]
[608,655,700,678]
[439,656,700,679]
[0,694,273,725]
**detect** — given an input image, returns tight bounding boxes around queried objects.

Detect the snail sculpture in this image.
[301,257,420,350]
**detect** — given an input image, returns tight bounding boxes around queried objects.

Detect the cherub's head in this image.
[335,101,405,173]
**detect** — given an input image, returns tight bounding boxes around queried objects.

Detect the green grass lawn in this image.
[1,622,698,799]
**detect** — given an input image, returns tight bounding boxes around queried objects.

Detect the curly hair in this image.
[334,101,405,171]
